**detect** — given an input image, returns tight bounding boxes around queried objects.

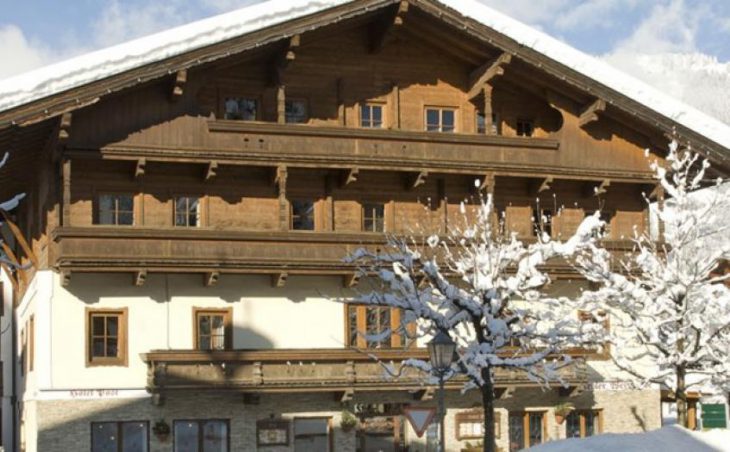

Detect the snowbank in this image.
[529,425,729,452]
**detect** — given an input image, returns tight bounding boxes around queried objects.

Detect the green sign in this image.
[702,404,727,429]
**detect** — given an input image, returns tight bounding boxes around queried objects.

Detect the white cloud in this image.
[478,0,571,26]
[553,0,641,31]
[0,25,50,79]
[200,0,264,14]
[93,0,195,48]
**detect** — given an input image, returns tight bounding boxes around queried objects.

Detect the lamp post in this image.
[428,331,456,452]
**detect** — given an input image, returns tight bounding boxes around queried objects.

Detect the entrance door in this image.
[356,416,404,452]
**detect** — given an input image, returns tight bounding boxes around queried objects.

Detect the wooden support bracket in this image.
[272,35,300,86]
[370,1,409,53]
[134,158,146,179]
[478,172,496,194]
[467,53,512,100]
[205,271,220,287]
[647,183,664,201]
[170,69,187,101]
[557,385,584,398]
[529,176,554,195]
[406,170,428,190]
[579,99,606,128]
[340,168,359,187]
[0,209,39,269]
[343,272,361,288]
[205,161,218,181]
[336,389,355,403]
[594,179,610,196]
[496,385,516,400]
[134,270,147,287]
[58,112,72,145]
[413,387,436,401]
[271,272,288,288]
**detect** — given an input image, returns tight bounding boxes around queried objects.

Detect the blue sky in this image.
[1,0,729,121]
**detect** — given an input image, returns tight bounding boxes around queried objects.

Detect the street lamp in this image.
[428,331,456,452]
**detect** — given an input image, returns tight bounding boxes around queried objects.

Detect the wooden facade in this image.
[1,0,729,417]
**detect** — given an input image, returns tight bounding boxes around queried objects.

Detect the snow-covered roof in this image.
[1,0,730,153]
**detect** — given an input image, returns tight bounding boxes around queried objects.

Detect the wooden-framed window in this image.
[193,308,232,351]
[347,305,412,349]
[532,208,553,237]
[293,418,331,452]
[97,193,134,226]
[455,410,501,441]
[362,202,385,233]
[173,420,229,452]
[285,99,308,124]
[91,421,149,452]
[223,97,258,121]
[174,196,201,227]
[291,200,315,231]
[425,107,456,132]
[476,112,500,135]
[516,118,535,137]
[565,410,602,438]
[360,103,384,128]
[86,309,128,367]
[508,412,546,451]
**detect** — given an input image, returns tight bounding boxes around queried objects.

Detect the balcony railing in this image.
[141,348,588,394]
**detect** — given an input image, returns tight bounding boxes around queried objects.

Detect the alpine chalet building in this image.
[0,0,729,451]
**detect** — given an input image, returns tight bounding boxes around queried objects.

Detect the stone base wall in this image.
[31,388,661,452]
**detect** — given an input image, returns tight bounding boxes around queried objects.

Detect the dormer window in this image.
[425,107,456,132]
[224,97,257,120]
[361,103,384,128]
[516,118,535,137]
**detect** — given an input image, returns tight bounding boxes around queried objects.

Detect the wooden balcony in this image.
[140,348,589,394]
[79,121,654,182]
[51,226,634,276]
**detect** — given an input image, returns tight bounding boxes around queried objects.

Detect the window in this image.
[425,108,456,132]
[347,305,411,349]
[532,208,553,237]
[361,104,384,128]
[173,420,229,452]
[566,410,601,438]
[175,196,201,227]
[362,203,385,232]
[516,119,535,137]
[285,99,308,124]
[92,421,149,452]
[97,194,134,226]
[87,309,127,366]
[455,410,501,441]
[294,418,330,452]
[509,412,545,452]
[194,308,232,351]
[291,200,315,231]
[223,97,257,121]
[476,112,500,135]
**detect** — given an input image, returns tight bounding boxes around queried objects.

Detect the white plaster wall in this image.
[48,272,347,390]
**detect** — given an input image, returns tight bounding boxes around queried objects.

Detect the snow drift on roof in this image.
[0,0,729,152]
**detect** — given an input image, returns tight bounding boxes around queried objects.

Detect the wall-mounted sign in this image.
[256,419,290,446]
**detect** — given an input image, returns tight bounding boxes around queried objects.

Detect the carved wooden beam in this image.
[134,158,146,179]
[205,271,220,287]
[370,1,409,53]
[272,35,300,86]
[405,170,428,190]
[62,157,72,227]
[1,263,18,292]
[584,179,611,197]
[340,168,359,187]
[170,69,187,101]
[58,112,72,145]
[529,175,554,195]
[557,385,584,398]
[60,269,71,288]
[205,161,218,181]
[478,172,496,194]
[134,270,147,286]
[335,389,355,403]
[343,272,360,288]
[1,241,26,287]
[467,53,512,100]
[276,85,286,124]
[271,272,288,288]
[0,209,39,269]
[578,99,606,128]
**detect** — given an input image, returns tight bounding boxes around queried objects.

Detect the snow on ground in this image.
[529,425,729,452]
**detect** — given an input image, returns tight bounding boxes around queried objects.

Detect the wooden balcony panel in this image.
[141,348,588,393]
[52,227,635,274]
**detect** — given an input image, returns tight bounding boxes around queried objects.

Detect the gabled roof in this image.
[1,0,729,161]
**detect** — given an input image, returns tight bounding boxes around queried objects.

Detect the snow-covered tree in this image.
[576,141,730,428]
[344,186,604,452]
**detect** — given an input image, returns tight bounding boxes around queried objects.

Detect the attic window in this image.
[361,104,384,128]
[224,97,257,120]
[425,107,456,132]
[516,119,534,137]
